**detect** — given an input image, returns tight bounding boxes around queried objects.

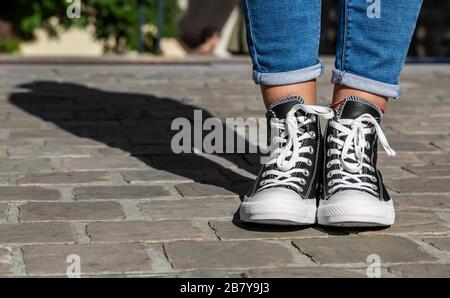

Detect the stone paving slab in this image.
[20,201,125,222]
[17,171,111,185]
[209,220,341,240]
[22,243,152,276]
[0,186,61,201]
[87,220,205,243]
[0,246,13,275]
[423,237,450,251]
[345,210,450,235]
[393,194,450,211]
[164,240,298,270]
[245,267,365,278]
[0,222,75,244]
[292,236,436,264]
[0,204,8,222]
[73,185,171,200]
[139,197,239,220]
[0,62,449,277]
[388,264,450,278]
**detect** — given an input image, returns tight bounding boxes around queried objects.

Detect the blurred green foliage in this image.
[0,0,180,54]
[0,38,20,53]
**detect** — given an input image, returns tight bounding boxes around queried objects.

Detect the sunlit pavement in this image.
[0,59,449,277]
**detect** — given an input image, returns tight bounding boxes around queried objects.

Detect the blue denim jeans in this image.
[242,0,423,98]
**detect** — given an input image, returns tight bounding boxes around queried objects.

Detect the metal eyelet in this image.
[370,176,377,182]
[327,172,333,178]
[326,162,332,168]
[328,181,334,187]
[369,166,375,171]
[310,131,316,139]
[309,146,314,154]
[327,135,332,142]
[300,179,306,185]
[327,149,331,157]
[304,170,310,177]
[306,160,312,166]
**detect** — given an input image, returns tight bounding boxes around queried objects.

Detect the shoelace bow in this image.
[259,104,334,192]
[327,113,396,195]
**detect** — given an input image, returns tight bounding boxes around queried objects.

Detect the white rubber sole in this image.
[317,203,395,227]
[240,199,317,226]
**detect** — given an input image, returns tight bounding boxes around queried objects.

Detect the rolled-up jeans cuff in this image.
[331,69,400,99]
[253,61,324,86]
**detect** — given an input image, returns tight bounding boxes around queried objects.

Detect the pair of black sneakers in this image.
[240,96,396,227]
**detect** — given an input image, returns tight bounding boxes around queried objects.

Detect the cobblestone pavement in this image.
[0,60,449,277]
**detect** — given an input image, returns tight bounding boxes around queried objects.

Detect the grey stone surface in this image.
[388,264,450,278]
[292,236,435,264]
[74,185,171,200]
[164,240,295,270]
[140,198,239,220]
[209,220,336,240]
[346,211,450,235]
[0,246,13,275]
[0,204,7,222]
[8,145,86,158]
[423,237,450,251]
[20,201,125,222]
[0,62,449,277]
[121,170,191,184]
[0,223,75,244]
[388,178,450,194]
[17,171,110,185]
[61,157,146,170]
[379,167,417,179]
[417,153,450,165]
[404,165,450,177]
[393,194,450,211]
[377,153,425,167]
[246,267,364,278]
[23,243,152,275]
[0,158,53,173]
[175,182,237,198]
[87,220,205,243]
[0,186,61,201]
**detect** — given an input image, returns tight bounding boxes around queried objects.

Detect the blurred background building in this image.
[0,0,449,58]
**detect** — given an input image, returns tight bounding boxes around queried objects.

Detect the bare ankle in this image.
[261,80,317,108]
[332,85,388,112]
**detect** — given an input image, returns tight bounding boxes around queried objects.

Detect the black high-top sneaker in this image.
[240,96,334,225]
[318,96,396,227]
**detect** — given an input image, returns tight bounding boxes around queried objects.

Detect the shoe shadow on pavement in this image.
[230,216,350,235]
[9,81,352,234]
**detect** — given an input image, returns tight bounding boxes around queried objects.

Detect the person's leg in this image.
[319,0,423,227]
[240,0,335,225]
[331,0,423,108]
[241,0,322,107]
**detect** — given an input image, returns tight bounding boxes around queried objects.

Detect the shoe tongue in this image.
[337,96,382,122]
[268,96,304,119]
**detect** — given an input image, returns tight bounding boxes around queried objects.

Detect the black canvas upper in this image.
[247,96,322,200]
[323,96,391,201]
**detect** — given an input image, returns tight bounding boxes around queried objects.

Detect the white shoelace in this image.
[259,104,334,192]
[326,113,396,196]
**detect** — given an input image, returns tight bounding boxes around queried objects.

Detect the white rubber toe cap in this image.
[321,190,392,207]
[245,188,303,204]
[240,188,317,225]
[318,190,395,227]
